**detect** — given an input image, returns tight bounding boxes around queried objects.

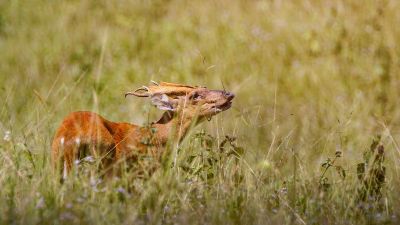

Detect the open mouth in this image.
[213,100,233,112]
[219,100,232,110]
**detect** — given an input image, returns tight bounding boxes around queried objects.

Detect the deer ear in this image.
[150,94,176,111]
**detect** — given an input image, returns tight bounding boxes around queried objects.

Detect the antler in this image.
[124,86,150,98]
[125,81,205,98]
[158,82,197,88]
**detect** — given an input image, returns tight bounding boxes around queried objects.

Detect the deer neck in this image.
[151,110,198,146]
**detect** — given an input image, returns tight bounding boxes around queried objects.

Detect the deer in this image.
[51,81,235,179]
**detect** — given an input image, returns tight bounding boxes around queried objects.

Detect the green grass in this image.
[1,0,400,224]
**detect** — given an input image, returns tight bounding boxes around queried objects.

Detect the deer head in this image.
[125,81,234,123]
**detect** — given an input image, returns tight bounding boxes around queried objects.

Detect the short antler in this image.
[125,86,150,98]
[125,81,204,98]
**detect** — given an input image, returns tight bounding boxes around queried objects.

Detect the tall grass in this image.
[1,0,400,224]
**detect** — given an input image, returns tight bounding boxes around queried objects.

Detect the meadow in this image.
[1,0,400,224]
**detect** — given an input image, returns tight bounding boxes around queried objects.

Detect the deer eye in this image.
[190,92,201,100]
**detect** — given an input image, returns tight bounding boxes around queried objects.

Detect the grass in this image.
[1,0,400,224]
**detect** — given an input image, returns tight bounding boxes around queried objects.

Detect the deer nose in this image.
[224,92,235,100]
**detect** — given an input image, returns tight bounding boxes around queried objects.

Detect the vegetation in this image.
[1,0,400,224]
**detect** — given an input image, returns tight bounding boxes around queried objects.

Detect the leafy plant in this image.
[319,150,345,191]
[356,136,386,202]
[179,131,244,184]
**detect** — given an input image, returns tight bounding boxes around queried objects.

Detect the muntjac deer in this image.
[51,81,234,178]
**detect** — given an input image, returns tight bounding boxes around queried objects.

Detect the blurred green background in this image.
[1,0,400,224]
